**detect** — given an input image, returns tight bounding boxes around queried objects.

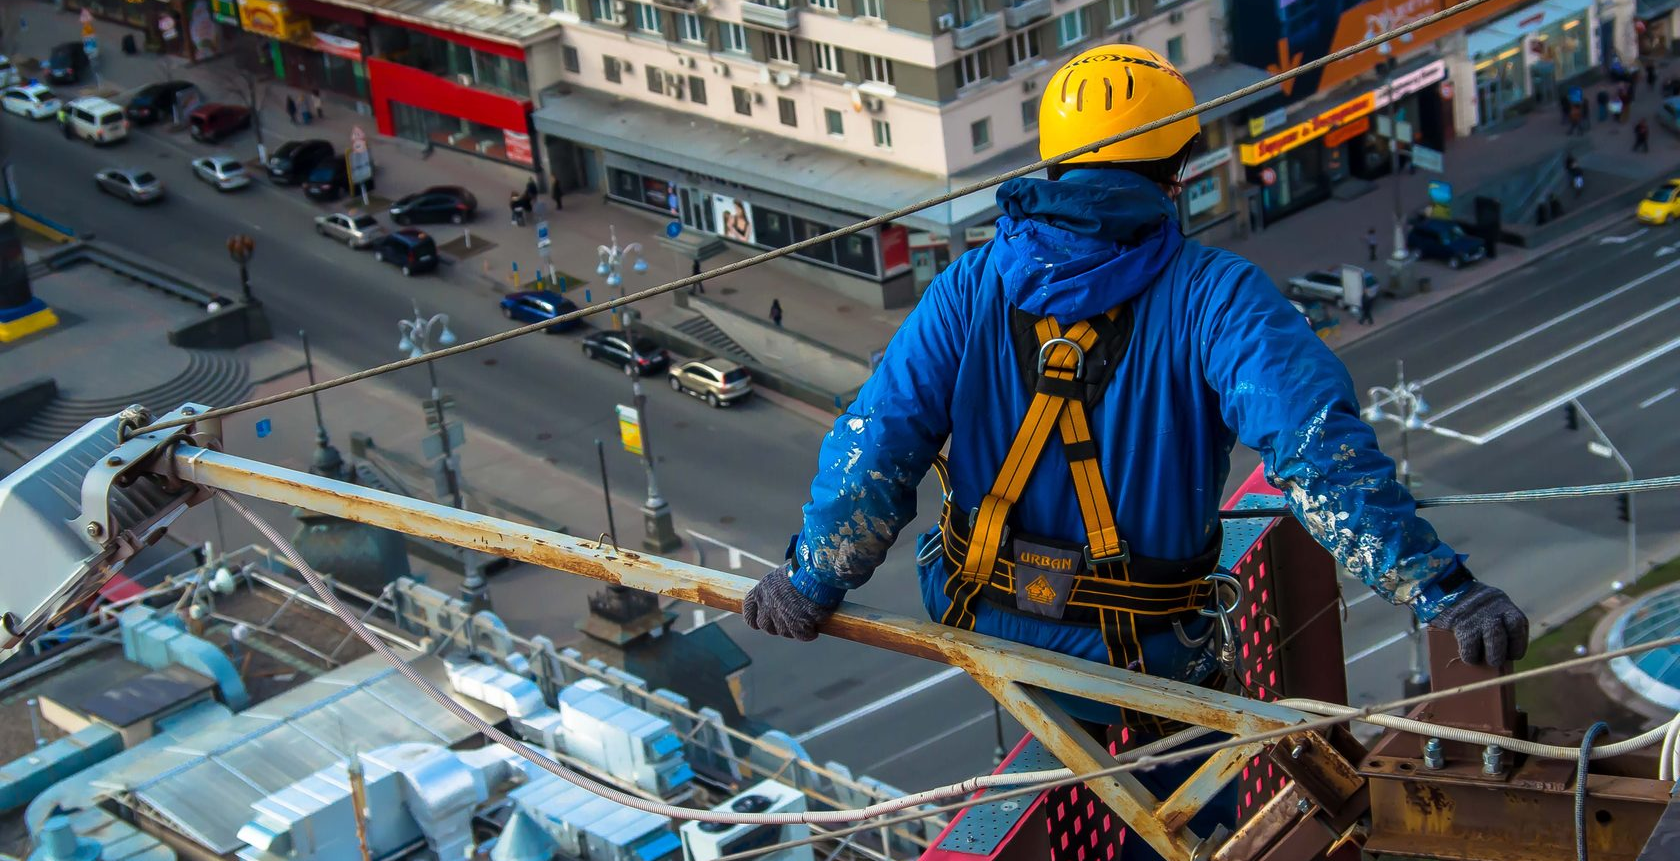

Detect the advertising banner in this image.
[713,194,754,243]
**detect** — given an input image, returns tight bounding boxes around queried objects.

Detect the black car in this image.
[125,81,195,124]
[303,159,347,201]
[1405,216,1488,270]
[389,185,477,225]
[46,43,88,84]
[372,229,439,276]
[268,139,335,185]
[582,330,670,376]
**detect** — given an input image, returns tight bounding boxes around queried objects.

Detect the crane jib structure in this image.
[4,402,1679,861]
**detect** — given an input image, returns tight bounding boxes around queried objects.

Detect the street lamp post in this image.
[299,330,345,480]
[1372,33,1415,266]
[227,234,256,303]
[597,226,648,331]
[397,306,491,611]
[1363,359,1431,695]
[1570,399,1637,588]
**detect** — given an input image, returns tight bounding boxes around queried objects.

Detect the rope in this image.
[1220,473,1680,519]
[126,0,1501,439]
[1577,721,1610,861]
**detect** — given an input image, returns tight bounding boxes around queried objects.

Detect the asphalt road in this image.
[11,104,1680,797]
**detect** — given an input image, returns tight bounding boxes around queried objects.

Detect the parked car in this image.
[66,97,129,145]
[190,155,250,191]
[371,228,439,276]
[302,158,373,201]
[0,56,20,88]
[1,84,60,120]
[314,211,384,248]
[582,330,670,377]
[1285,267,1377,309]
[1637,179,1680,225]
[45,43,89,84]
[668,358,752,407]
[94,167,164,204]
[188,103,251,143]
[126,81,195,125]
[268,139,335,184]
[389,186,476,225]
[499,290,580,332]
[1405,217,1486,269]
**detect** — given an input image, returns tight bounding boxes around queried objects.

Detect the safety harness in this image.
[930,305,1239,733]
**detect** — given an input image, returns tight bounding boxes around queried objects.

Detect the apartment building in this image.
[533,0,1268,306]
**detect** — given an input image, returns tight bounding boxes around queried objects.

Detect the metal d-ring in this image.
[1036,337,1086,380]
[1198,571,1245,618]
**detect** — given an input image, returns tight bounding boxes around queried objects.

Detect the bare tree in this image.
[220,34,272,163]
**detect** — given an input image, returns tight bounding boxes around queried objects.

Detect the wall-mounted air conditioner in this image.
[1116,29,1133,42]
[773,70,793,88]
[457,73,473,86]
[758,65,773,84]
[621,59,634,73]
[1021,78,1036,93]
[1168,9,1182,23]
[713,62,731,77]
[936,12,954,30]
[862,94,883,112]
[680,781,812,861]
[753,91,765,104]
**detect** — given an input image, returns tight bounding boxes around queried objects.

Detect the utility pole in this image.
[1363,359,1431,695]
[1372,30,1415,288]
[227,234,256,303]
[1569,398,1637,588]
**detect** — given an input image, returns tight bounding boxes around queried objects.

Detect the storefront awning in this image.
[1639,0,1680,19]
[1469,0,1594,57]
[1183,63,1277,122]
[321,0,558,45]
[533,88,1014,233]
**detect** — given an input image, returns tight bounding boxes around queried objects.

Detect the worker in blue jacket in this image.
[742,42,1527,839]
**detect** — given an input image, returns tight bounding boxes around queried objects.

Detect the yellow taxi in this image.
[1637,179,1680,224]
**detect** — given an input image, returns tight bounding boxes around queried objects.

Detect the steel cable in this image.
[1222,474,1680,519]
[127,0,1500,440]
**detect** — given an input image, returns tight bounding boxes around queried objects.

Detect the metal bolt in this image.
[1296,798,1312,814]
[181,407,196,415]
[85,522,102,539]
[1290,739,1308,759]
[105,455,123,466]
[1482,744,1505,776]
[1423,738,1444,770]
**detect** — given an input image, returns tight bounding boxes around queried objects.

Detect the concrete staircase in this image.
[672,315,755,362]
[17,351,250,439]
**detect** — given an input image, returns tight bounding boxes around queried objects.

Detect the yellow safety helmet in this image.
[1040,44,1199,167]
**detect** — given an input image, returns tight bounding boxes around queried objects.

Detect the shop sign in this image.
[1182,148,1232,179]
[1412,144,1444,173]
[963,224,998,246]
[158,14,178,40]
[1260,167,1277,186]
[1374,59,1447,109]
[881,224,910,275]
[211,0,240,24]
[238,0,311,42]
[1247,107,1288,138]
[503,130,534,166]
[1322,116,1369,149]
[1184,174,1222,217]
[1240,91,1376,165]
[312,31,363,60]
[616,405,642,457]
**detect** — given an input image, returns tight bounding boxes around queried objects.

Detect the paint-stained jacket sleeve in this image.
[786,252,976,607]
[1193,257,1466,621]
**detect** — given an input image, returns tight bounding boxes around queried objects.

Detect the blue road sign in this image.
[666,221,682,238]
[255,418,272,438]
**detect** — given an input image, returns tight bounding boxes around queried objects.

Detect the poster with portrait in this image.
[712,194,754,243]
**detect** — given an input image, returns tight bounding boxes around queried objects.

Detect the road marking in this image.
[1657,242,1680,257]
[1345,591,1378,609]
[858,709,997,773]
[1467,333,1680,444]
[1641,387,1677,409]
[1428,292,1680,421]
[1598,228,1649,244]
[794,666,967,743]
[1344,630,1409,665]
[685,529,778,569]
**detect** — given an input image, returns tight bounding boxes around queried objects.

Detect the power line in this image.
[127,0,1501,439]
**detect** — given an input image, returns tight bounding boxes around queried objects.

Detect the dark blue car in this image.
[499,290,580,333]
[1405,216,1487,270]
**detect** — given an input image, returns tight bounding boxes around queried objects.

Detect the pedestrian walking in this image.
[1365,226,1378,263]
[524,177,539,204]
[1611,95,1625,123]
[510,191,527,227]
[769,299,783,328]
[690,258,705,295]
[1636,118,1651,153]
[551,176,564,211]
[311,89,325,120]
[285,95,297,124]
[1597,89,1611,123]
[1357,294,1374,326]
[1568,103,1586,135]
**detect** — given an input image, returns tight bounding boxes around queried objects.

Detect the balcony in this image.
[1003,0,1050,29]
[740,1,800,29]
[951,11,1001,48]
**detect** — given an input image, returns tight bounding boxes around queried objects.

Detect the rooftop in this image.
[323,0,559,44]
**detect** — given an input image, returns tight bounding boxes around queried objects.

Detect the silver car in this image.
[314,211,385,248]
[94,167,163,204]
[191,155,249,191]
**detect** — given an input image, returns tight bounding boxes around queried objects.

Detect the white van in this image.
[66,97,129,145]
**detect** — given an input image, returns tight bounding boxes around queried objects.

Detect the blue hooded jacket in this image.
[788,169,1465,678]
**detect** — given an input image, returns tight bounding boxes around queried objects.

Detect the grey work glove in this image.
[1427,580,1530,667]
[742,562,833,642]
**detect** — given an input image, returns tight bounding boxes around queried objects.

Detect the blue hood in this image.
[989,168,1183,322]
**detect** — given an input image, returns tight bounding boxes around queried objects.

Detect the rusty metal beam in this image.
[172,446,1313,736]
[1156,743,1256,834]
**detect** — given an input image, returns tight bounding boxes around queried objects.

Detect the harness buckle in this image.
[1036,337,1087,381]
[1082,542,1131,569]
[966,507,1012,557]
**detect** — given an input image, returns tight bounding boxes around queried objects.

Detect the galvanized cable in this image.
[1220,473,1680,519]
[1577,721,1611,861]
[127,0,1499,439]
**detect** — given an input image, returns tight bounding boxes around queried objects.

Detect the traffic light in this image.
[1565,403,1579,431]
[1617,493,1631,523]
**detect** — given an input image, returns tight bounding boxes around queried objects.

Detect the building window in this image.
[591,0,622,23]
[956,50,991,89]
[677,12,705,43]
[862,53,895,85]
[836,232,877,276]
[1166,35,1184,66]
[563,45,580,73]
[810,0,837,10]
[633,3,661,33]
[825,107,844,135]
[604,55,623,83]
[647,64,665,93]
[720,22,750,54]
[555,0,578,14]
[857,0,884,18]
[813,42,844,75]
[1021,97,1037,129]
[971,117,991,151]
[873,118,892,148]
[1057,9,1086,48]
[689,75,707,104]
[1007,31,1039,67]
[733,85,753,115]
[778,96,797,126]
[766,32,796,63]
[1107,0,1134,26]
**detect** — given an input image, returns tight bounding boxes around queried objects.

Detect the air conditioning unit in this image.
[759,65,773,84]
[1117,29,1133,42]
[753,91,765,104]
[713,61,731,77]
[456,73,473,86]
[612,0,629,22]
[622,59,634,73]
[1168,9,1182,23]
[681,781,812,861]
[936,12,955,30]
[1021,78,1036,93]
[773,70,793,88]
[694,0,710,8]
[862,94,884,112]
[679,55,697,69]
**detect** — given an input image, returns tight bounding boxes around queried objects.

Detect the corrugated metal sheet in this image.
[321,0,558,44]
